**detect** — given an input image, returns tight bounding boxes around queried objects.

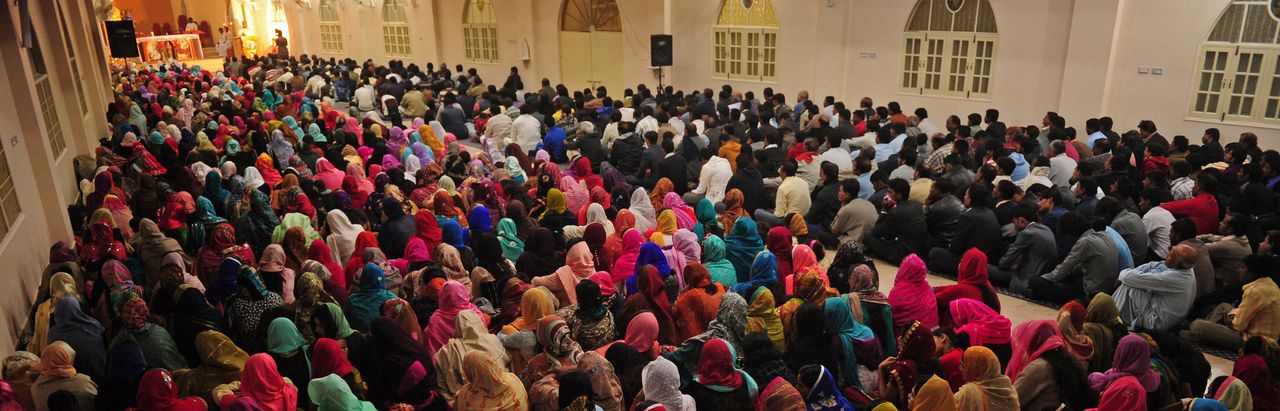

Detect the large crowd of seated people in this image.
[7,50,1280,411]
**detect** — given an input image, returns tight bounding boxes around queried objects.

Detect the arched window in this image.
[463,0,498,63]
[382,0,411,57]
[901,0,997,99]
[1190,0,1280,124]
[319,0,343,53]
[713,0,778,82]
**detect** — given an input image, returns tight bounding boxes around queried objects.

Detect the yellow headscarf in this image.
[649,210,679,246]
[545,189,567,215]
[747,287,786,352]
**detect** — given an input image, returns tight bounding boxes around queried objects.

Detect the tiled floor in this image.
[866,259,1236,381]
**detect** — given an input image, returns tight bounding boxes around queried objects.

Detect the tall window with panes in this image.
[382,0,411,57]
[319,0,343,53]
[712,0,778,82]
[28,34,66,156]
[54,0,87,116]
[463,0,498,63]
[1190,0,1280,125]
[0,138,19,239]
[900,0,997,100]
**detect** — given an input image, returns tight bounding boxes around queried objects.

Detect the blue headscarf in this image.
[206,258,242,304]
[345,263,396,332]
[626,242,672,294]
[148,131,165,145]
[439,217,466,248]
[731,251,777,295]
[204,171,231,205]
[805,365,855,411]
[722,217,764,283]
[282,116,305,140]
[469,205,493,234]
[824,297,875,389]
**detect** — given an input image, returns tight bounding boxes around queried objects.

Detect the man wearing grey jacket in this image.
[992,204,1057,295]
[1033,211,1121,304]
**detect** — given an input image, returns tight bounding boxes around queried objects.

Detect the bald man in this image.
[1114,244,1198,331]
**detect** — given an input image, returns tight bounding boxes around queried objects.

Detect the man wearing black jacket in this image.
[627,131,665,187]
[866,178,931,263]
[656,138,689,194]
[609,122,643,176]
[565,122,605,172]
[928,183,1006,274]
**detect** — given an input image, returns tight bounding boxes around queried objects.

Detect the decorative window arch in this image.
[319,0,343,53]
[463,0,498,63]
[713,0,777,82]
[1189,0,1280,125]
[900,0,997,99]
[382,0,411,57]
[561,0,621,32]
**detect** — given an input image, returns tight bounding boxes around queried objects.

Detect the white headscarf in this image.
[243,166,266,191]
[325,209,364,265]
[642,357,696,411]
[630,187,657,234]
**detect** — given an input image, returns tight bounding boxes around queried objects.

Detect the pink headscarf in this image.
[1087,334,1162,392]
[663,192,697,230]
[552,242,596,305]
[949,298,1011,346]
[610,229,644,286]
[559,176,591,217]
[624,312,661,358]
[423,281,485,355]
[1006,319,1066,382]
[589,271,615,297]
[887,254,938,328]
[313,158,345,191]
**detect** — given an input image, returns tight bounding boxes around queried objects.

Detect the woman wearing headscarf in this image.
[1232,337,1280,411]
[674,263,727,342]
[618,265,678,345]
[565,203,614,240]
[365,317,442,409]
[746,287,786,352]
[887,254,939,329]
[523,315,585,388]
[562,279,615,351]
[381,298,423,345]
[313,158,345,191]
[955,346,1020,411]
[133,219,185,285]
[766,226,795,277]
[134,368,207,411]
[223,267,282,351]
[27,272,79,354]
[212,353,299,411]
[607,229,642,288]
[235,190,280,255]
[258,244,297,303]
[696,235,736,289]
[506,199,537,240]
[877,321,935,408]
[308,373,376,411]
[424,281,486,356]
[641,357,697,411]
[31,342,98,411]
[494,218,525,262]
[629,242,676,297]
[559,176,591,217]
[950,298,1012,364]
[324,209,364,266]
[723,217,764,283]
[435,310,508,402]
[515,227,560,279]
[630,187,658,234]
[1088,334,1162,395]
[935,248,1001,326]
[532,241,595,307]
[755,377,805,411]
[911,374,957,411]
[1057,300,1095,365]
[111,297,188,371]
[471,234,516,303]
[1091,375,1147,411]
[1004,319,1095,410]
[174,330,248,404]
[685,337,758,409]
[779,269,836,343]
[499,286,556,376]
[719,189,749,234]
[47,296,107,382]
[733,251,779,298]
[266,317,311,405]
[345,263,396,332]
[1211,376,1253,411]
[667,293,750,386]
[306,241,348,305]
[444,351,524,411]
[800,365,853,411]
[1083,293,1127,373]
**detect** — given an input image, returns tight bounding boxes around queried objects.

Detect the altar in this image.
[136,34,203,63]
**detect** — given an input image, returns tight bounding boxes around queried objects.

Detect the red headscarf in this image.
[238,353,298,411]
[343,232,380,284]
[308,239,347,300]
[1092,376,1147,411]
[135,369,208,411]
[765,226,794,279]
[414,210,443,256]
[1006,320,1065,382]
[635,265,674,334]
[695,338,744,389]
[311,338,353,378]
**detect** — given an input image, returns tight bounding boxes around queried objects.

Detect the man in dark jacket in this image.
[806,161,843,241]
[656,138,689,195]
[609,123,643,177]
[925,178,964,248]
[928,184,1006,274]
[865,178,931,264]
[565,125,605,172]
[993,203,1059,294]
[726,149,767,216]
[628,131,665,187]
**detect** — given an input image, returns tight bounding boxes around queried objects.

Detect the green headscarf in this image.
[496,218,525,261]
[308,373,376,410]
[322,302,356,339]
[307,123,328,143]
[439,176,457,195]
[702,235,739,288]
[272,212,321,243]
[267,317,308,355]
[694,198,718,239]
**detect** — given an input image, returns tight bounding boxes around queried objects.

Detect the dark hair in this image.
[932,327,970,349]
[898,149,917,167]
[1042,349,1099,409]
[841,179,861,199]
[820,161,839,183]
[967,183,993,208]
[1226,212,1250,236]
[781,159,799,177]
[1058,211,1091,238]
[1078,176,1098,198]
[888,178,911,200]
[1013,203,1040,222]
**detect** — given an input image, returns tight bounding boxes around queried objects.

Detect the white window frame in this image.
[53,0,87,116]
[0,138,19,239]
[900,31,995,100]
[319,0,343,53]
[382,0,411,57]
[463,0,498,63]
[712,26,777,83]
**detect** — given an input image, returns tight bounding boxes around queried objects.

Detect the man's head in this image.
[1138,120,1158,138]
[1204,128,1221,144]
[1086,118,1101,134]
[1012,203,1040,231]
[914,108,929,120]
[1241,254,1275,284]
[820,161,838,184]
[967,183,992,209]
[1166,244,1196,270]
[984,109,1000,125]
[779,160,799,178]
[887,178,911,202]
[1222,212,1250,236]
[840,179,860,204]
[1170,218,1198,245]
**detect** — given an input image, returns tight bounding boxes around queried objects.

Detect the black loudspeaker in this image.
[651,34,672,67]
[105,20,139,58]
